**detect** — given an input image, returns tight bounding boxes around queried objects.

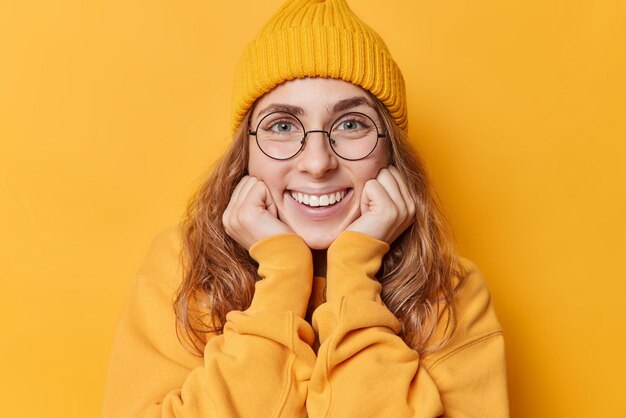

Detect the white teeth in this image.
[290,190,347,207]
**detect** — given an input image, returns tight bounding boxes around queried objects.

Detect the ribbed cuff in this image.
[326,230,390,302]
[248,233,313,317]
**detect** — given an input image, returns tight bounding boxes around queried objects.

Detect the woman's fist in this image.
[222,176,293,250]
[346,166,416,244]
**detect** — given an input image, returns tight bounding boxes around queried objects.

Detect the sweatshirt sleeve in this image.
[103,227,317,418]
[306,231,509,418]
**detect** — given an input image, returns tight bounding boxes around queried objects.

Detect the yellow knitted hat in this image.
[231,0,407,133]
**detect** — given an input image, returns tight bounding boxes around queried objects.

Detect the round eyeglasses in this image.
[248,111,386,161]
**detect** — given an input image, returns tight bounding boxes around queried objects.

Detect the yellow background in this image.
[1,0,624,416]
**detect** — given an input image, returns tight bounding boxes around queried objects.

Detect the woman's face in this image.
[247,78,390,249]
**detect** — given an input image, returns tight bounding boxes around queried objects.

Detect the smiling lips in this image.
[289,189,347,207]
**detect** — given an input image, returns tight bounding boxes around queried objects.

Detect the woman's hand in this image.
[346,166,416,244]
[223,176,293,250]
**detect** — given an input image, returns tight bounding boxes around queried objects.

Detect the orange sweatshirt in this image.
[103,226,509,417]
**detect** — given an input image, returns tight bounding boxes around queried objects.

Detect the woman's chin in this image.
[281,207,361,249]
[292,227,342,250]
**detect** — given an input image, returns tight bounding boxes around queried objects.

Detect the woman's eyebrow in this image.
[255,96,374,119]
[332,96,375,113]
[256,103,304,118]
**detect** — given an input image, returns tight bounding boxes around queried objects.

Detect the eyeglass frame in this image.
[248,110,387,162]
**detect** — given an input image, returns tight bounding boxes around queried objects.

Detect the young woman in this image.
[103,1,509,416]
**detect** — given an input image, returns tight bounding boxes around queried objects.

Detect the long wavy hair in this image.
[175,92,467,355]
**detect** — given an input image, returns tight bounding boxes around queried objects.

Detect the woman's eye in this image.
[338,119,364,130]
[270,121,295,132]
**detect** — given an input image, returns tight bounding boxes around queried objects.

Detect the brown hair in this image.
[175,94,466,355]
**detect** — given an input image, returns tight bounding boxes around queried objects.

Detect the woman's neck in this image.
[312,249,327,277]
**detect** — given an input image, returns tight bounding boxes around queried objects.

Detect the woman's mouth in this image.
[289,189,347,207]
[283,188,358,223]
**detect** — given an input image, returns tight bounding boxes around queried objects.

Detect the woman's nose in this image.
[296,131,338,177]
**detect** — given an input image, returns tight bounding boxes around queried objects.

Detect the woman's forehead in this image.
[252,78,375,118]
